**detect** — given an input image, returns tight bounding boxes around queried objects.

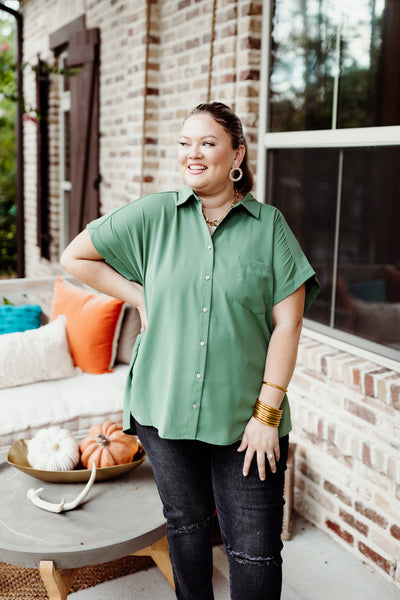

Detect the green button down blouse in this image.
[87,186,319,445]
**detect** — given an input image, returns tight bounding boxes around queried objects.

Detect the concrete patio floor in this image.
[282,514,399,600]
[69,512,400,599]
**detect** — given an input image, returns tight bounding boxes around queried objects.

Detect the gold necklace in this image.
[202,190,240,227]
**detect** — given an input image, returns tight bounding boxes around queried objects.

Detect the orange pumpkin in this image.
[80,420,140,468]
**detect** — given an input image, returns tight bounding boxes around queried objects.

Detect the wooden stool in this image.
[282,442,296,541]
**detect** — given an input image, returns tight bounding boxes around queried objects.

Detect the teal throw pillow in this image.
[0,304,42,334]
[348,279,387,303]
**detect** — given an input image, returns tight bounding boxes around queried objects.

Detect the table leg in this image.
[40,561,76,600]
[134,535,175,589]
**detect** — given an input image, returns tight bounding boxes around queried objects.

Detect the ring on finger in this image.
[267,452,275,459]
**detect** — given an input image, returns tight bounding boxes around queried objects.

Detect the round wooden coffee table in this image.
[0,457,173,599]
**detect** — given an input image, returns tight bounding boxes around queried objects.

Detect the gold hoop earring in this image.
[229,167,243,182]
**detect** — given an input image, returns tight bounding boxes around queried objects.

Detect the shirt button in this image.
[196,373,201,379]
[205,275,210,280]
[200,341,205,347]
[208,244,212,250]
[193,404,198,409]
[202,307,208,312]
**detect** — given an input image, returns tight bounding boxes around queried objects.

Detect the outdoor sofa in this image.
[0,275,140,450]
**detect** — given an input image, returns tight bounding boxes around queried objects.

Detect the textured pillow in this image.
[0,315,77,389]
[50,277,125,374]
[348,279,386,303]
[353,299,400,343]
[116,304,142,364]
[0,304,42,334]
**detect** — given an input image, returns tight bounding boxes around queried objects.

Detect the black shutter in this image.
[36,59,50,258]
[50,18,100,242]
[66,28,100,239]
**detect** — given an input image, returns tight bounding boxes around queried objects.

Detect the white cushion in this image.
[0,364,129,446]
[0,315,78,389]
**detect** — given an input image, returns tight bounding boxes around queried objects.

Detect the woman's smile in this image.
[187,163,207,174]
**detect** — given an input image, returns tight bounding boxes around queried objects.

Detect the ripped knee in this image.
[226,547,282,568]
[168,513,214,535]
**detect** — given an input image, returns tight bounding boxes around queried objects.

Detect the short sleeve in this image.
[87,201,144,284]
[272,210,320,311]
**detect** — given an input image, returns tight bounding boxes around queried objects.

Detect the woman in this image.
[61,102,319,600]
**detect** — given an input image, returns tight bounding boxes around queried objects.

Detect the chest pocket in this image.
[235,257,271,314]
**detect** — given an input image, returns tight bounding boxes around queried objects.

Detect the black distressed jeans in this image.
[134,419,289,600]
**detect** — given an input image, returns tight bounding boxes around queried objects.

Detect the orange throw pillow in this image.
[51,277,124,374]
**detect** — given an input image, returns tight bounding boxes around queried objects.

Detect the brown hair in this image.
[186,102,254,195]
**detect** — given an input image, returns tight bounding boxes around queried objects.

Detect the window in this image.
[268,0,399,131]
[259,0,400,360]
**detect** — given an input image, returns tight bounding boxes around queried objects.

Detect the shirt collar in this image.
[177,186,261,219]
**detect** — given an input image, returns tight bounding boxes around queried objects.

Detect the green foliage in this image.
[0,13,80,275]
[269,1,384,131]
[0,16,17,275]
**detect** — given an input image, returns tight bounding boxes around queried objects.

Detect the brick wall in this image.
[19,0,262,274]
[292,333,400,586]
[143,0,263,197]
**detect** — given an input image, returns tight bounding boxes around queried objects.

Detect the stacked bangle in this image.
[253,398,282,428]
[262,380,288,393]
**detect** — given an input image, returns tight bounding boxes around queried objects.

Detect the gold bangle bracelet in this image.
[254,399,282,417]
[253,411,281,427]
[253,398,282,427]
[262,380,288,393]
[254,416,280,427]
[253,412,280,427]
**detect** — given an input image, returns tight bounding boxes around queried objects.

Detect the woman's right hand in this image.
[137,299,148,333]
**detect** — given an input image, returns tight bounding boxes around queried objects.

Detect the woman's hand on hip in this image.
[237,417,280,481]
[137,300,148,333]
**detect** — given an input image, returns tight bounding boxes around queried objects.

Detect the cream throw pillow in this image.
[116,304,142,364]
[0,315,78,389]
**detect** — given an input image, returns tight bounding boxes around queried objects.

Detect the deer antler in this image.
[27,463,97,513]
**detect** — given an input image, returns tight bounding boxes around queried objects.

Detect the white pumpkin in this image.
[28,427,80,471]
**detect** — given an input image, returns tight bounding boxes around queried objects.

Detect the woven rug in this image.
[0,555,155,599]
